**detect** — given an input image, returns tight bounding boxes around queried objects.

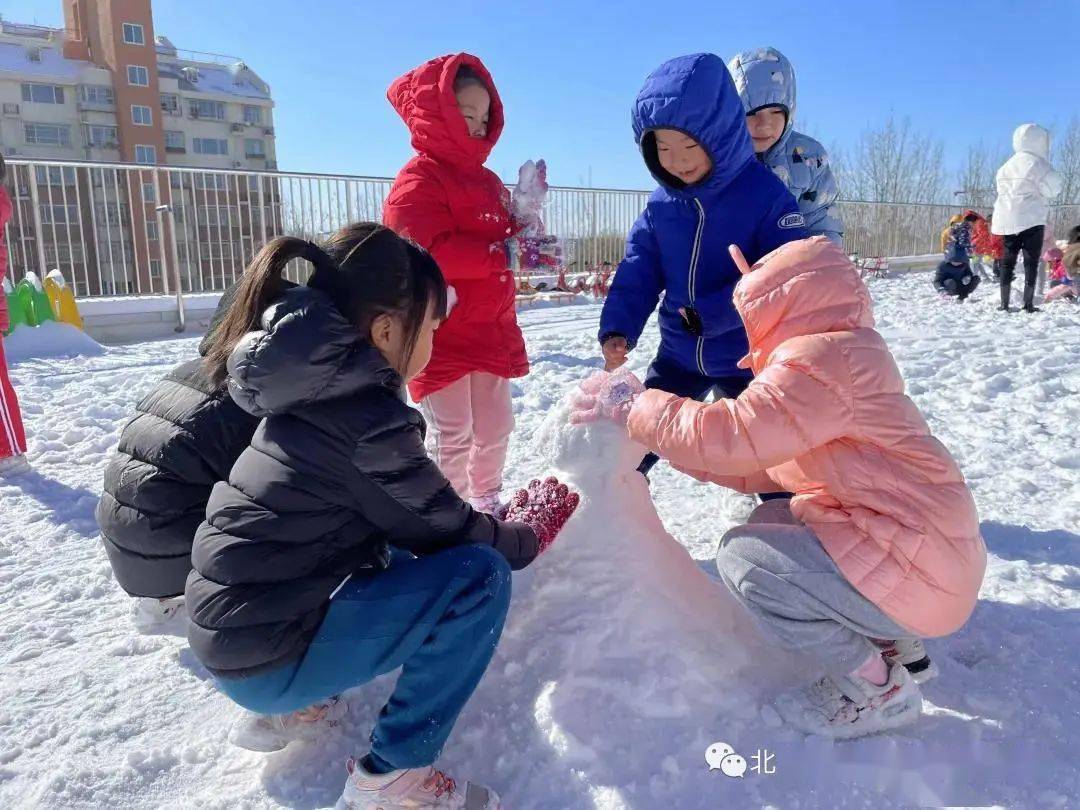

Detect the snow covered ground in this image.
[1,273,1078,809]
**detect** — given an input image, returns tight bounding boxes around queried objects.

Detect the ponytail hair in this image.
[203,222,447,386]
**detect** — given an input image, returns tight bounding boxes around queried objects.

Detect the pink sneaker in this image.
[228,696,347,752]
[335,757,499,809]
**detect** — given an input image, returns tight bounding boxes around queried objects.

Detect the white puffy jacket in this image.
[991,124,1063,236]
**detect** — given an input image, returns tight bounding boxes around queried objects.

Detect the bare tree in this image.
[1053,118,1080,205]
[954,141,1007,210]
[832,116,946,204]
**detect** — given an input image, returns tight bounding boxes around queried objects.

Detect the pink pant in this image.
[0,338,27,460]
[420,372,513,501]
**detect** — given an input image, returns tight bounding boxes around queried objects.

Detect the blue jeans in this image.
[217,543,512,770]
[637,357,790,500]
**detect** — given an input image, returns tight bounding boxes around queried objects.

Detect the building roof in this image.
[157,60,271,101]
[0,41,89,82]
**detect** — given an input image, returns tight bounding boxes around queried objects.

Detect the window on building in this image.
[149,259,163,278]
[39,204,79,225]
[131,104,153,126]
[135,144,157,164]
[45,242,86,265]
[193,137,228,156]
[95,202,130,226]
[127,65,150,86]
[146,220,159,240]
[164,130,185,151]
[86,125,119,148]
[242,105,262,125]
[193,173,228,191]
[79,85,114,106]
[160,93,180,115]
[189,99,225,120]
[122,23,145,45]
[25,123,72,147]
[244,138,266,158]
[142,182,156,203]
[21,83,65,104]
[35,166,77,186]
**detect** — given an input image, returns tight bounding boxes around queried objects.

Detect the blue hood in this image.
[632,53,754,198]
[728,47,796,161]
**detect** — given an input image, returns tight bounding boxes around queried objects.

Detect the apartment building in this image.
[0,2,280,296]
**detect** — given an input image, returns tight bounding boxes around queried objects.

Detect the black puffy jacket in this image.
[186,287,538,679]
[96,292,257,598]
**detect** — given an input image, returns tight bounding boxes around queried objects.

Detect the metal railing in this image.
[3,158,1078,299]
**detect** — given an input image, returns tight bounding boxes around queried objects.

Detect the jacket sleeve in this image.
[598,208,664,348]
[1039,165,1064,199]
[348,415,539,569]
[626,343,853,476]
[670,463,779,494]
[753,188,807,260]
[801,154,843,244]
[383,163,503,283]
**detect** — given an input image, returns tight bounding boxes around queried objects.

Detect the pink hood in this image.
[628,237,986,637]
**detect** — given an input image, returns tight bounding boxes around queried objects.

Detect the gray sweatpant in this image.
[716,500,914,679]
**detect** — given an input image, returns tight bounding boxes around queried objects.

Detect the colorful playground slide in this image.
[3,271,83,336]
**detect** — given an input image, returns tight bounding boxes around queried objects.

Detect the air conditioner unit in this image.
[232,161,243,168]
[3,147,18,156]
[189,109,200,119]
[28,48,42,62]
[2,103,19,116]
[263,127,274,136]
[230,123,244,133]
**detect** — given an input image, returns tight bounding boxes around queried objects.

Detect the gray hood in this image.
[226,286,401,417]
[728,47,796,160]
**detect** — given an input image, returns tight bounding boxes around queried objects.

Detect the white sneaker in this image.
[335,757,499,809]
[877,638,940,684]
[229,696,348,752]
[468,493,505,516]
[0,454,29,476]
[770,663,923,739]
[132,596,186,631]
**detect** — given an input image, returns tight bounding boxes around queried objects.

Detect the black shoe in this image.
[997,303,1013,312]
[1023,305,1041,313]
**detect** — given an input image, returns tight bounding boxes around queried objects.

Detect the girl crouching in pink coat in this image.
[623,237,986,739]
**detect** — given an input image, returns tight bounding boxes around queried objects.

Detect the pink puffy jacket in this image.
[627,237,986,638]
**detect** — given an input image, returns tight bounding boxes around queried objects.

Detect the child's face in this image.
[456,83,491,139]
[746,107,786,154]
[370,301,440,383]
[655,129,712,185]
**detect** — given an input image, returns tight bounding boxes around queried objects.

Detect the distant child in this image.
[383,54,527,514]
[991,124,1063,312]
[603,237,985,739]
[0,153,28,474]
[599,53,807,478]
[96,286,263,627]
[934,243,981,301]
[728,47,842,243]
[964,210,994,280]
[1043,246,1077,303]
[188,224,578,809]
[940,213,964,254]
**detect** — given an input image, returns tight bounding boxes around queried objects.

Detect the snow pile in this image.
[4,321,103,363]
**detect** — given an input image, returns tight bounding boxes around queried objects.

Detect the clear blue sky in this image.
[8,0,1080,189]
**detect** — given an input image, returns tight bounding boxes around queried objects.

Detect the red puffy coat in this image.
[964,210,994,256]
[0,188,12,333]
[383,53,528,402]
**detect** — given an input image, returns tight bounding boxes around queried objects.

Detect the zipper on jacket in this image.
[689,198,707,375]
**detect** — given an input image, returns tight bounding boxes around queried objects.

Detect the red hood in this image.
[387,53,504,169]
[962,209,985,222]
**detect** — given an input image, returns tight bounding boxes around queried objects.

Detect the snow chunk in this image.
[5,322,104,363]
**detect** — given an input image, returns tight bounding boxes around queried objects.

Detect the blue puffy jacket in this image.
[599,54,806,378]
[728,47,843,243]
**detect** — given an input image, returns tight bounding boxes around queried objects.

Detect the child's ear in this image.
[369,313,395,353]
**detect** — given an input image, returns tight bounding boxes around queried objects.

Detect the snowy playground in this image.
[1,271,1078,809]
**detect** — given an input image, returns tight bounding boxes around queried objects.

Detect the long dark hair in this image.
[204,222,447,385]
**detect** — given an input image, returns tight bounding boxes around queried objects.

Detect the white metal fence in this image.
[3,158,1078,298]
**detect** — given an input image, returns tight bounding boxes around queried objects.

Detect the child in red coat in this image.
[0,155,28,471]
[384,54,528,512]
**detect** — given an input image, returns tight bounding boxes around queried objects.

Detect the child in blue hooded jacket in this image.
[599,53,807,476]
[728,47,842,243]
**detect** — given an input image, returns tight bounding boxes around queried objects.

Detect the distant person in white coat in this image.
[991,124,1063,313]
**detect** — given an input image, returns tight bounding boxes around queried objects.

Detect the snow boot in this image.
[998,283,1012,311]
[229,696,348,752]
[335,757,499,809]
[1022,284,1040,313]
[876,638,939,684]
[132,596,186,631]
[768,662,922,740]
